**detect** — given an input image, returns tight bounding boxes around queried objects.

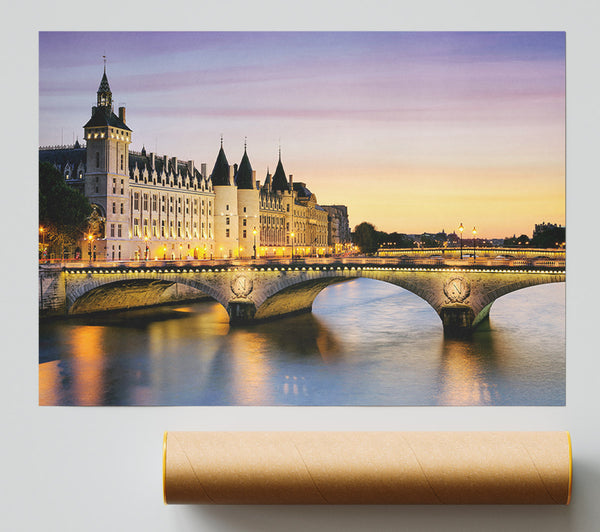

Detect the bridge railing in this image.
[41,254,565,272]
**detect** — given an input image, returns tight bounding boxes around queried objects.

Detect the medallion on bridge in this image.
[231,274,254,298]
[443,276,470,303]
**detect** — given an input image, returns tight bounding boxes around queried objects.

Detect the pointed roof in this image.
[210,142,231,186]
[263,169,272,189]
[271,151,288,192]
[98,71,111,94]
[235,148,254,189]
[83,106,131,131]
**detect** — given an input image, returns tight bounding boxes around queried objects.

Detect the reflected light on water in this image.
[40,325,107,406]
[39,279,565,406]
[437,338,499,406]
[227,331,271,405]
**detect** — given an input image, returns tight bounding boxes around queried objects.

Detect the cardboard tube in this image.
[163,431,572,505]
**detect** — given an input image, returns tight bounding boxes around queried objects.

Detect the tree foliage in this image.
[39,162,92,257]
[503,234,530,246]
[378,231,416,249]
[352,222,380,254]
[530,225,565,248]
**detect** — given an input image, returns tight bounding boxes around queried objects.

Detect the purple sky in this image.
[39,32,565,237]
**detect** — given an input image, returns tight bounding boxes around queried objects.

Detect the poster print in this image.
[38,32,565,406]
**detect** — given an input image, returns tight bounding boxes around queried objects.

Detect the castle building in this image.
[39,67,338,261]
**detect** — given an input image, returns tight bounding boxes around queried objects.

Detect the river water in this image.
[39,278,565,406]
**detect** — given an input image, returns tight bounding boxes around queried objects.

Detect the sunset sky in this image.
[39,31,565,238]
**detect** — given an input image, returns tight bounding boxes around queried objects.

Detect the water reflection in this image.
[39,279,565,406]
[437,336,500,406]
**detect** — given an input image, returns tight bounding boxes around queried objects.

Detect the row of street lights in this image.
[458,222,477,262]
[41,225,308,263]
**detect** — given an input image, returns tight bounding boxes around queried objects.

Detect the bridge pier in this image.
[440,305,476,337]
[227,300,257,324]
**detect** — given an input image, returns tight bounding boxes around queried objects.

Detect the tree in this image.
[530,224,565,248]
[39,162,92,258]
[352,222,380,254]
[503,234,530,247]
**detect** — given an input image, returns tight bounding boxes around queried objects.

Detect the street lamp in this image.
[458,222,464,259]
[87,234,94,265]
[290,232,295,260]
[163,245,167,261]
[39,226,45,260]
[253,227,257,260]
[472,227,477,263]
[144,235,149,261]
[179,244,182,260]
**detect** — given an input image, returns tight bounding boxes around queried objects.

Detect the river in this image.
[39,278,565,406]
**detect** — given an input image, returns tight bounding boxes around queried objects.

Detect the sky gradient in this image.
[39,32,565,238]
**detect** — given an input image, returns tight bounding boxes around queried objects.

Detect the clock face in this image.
[444,276,470,303]
[231,274,253,298]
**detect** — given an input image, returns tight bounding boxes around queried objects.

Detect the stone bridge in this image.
[39,259,565,336]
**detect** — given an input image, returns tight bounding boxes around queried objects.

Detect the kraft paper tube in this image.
[163,431,572,505]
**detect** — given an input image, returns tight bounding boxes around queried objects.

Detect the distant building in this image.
[321,205,351,253]
[39,67,336,260]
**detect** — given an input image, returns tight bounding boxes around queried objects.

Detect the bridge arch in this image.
[252,276,351,320]
[469,276,565,328]
[66,274,222,314]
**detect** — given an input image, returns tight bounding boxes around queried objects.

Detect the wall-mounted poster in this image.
[38,32,565,406]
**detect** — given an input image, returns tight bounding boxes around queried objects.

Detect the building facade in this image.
[39,68,339,261]
[321,205,351,253]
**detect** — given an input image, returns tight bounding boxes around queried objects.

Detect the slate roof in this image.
[98,71,111,94]
[210,145,231,186]
[293,182,312,198]
[271,156,288,192]
[39,146,87,171]
[234,148,254,189]
[83,106,131,131]
[263,170,272,189]
[129,152,203,181]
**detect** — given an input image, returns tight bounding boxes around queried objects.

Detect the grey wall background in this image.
[2,1,599,530]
